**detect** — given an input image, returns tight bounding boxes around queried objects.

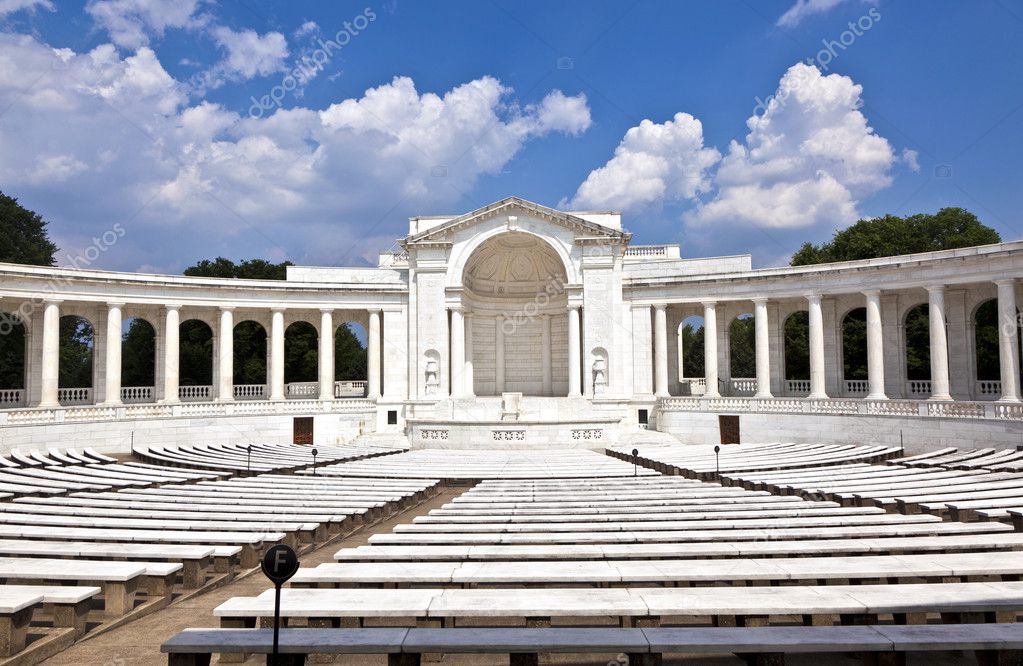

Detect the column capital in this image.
[568,303,581,312]
[270,306,286,315]
[751,297,769,306]
[994,278,1017,288]
[447,305,464,314]
[367,307,382,314]
[804,292,822,304]
[926,284,946,295]
[43,298,63,305]
[701,300,717,308]
[319,307,334,314]
[165,303,182,312]
[106,301,126,308]
[653,303,668,312]
[219,305,236,312]
[862,289,882,299]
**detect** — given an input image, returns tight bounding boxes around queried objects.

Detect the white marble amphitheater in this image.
[3,197,1023,664]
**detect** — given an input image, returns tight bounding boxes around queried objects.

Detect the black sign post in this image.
[246,445,252,474]
[714,445,720,476]
[311,448,318,475]
[260,544,300,666]
[632,448,639,477]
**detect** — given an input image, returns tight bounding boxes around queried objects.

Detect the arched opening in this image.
[58,314,94,405]
[0,312,27,406]
[678,316,705,395]
[973,299,1023,399]
[121,317,156,402]
[460,231,569,396]
[783,311,810,395]
[285,321,318,397]
[234,320,267,399]
[729,313,755,395]
[335,321,368,397]
[904,303,931,397]
[842,307,868,395]
[179,319,213,400]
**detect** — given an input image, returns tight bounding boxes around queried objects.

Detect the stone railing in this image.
[334,380,368,398]
[906,380,932,397]
[179,385,212,401]
[625,245,669,257]
[0,389,25,407]
[0,397,375,427]
[785,379,811,395]
[120,386,154,403]
[977,380,1002,398]
[657,396,1023,421]
[678,378,706,396]
[286,381,318,397]
[233,384,267,400]
[844,380,868,395]
[728,378,757,396]
[58,387,92,405]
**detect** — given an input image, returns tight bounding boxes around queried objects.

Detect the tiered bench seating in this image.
[607,443,901,479]
[891,447,1023,471]
[717,462,1023,522]
[133,442,404,474]
[162,624,1023,666]
[304,449,659,480]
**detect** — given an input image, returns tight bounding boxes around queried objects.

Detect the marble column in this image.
[162,305,180,403]
[703,301,720,398]
[927,285,952,401]
[753,298,772,398]
[864,290,887,400]
[449,308,464,398]
[102,302,124,405]
[367,309,381,399]
[217,307,234,401]
[653,304,669,397]
[38,299,61,408]
[495,315,506,394]
[807,293,828,399]
[541,314,552,396]
[269,309,285,400]
[996,279,1021,402]
[318,309,334,400]
[463,312,475,397]
[568,305,582,397]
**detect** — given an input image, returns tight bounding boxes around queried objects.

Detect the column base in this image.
[159,398,179,405]
[37,401,59,409]
[808,393,828,400]
[754,392,773,399]
[927,394,953,402]
[997,396,1022,403]
[703,392,721,399]
[865,393,888,401]
[100,400,123,407]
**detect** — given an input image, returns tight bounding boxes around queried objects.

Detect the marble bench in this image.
[1,584,101,637]
[162,624,1023,666]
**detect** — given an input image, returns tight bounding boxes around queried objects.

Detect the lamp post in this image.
[714,445,720,476]
[311,448,318,475]
[632,448,639,477]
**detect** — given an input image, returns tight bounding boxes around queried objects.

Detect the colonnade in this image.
[649,282,1022,403]
[34,301,383,408]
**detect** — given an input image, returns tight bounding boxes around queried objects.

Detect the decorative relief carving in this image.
[492,430,526,441]
[571,428,603,440]
[421,429,449,440]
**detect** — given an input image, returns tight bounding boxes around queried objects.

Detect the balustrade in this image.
[334,380,368,398]
[120,386,153,403]
[785,379,811,395]
[977,380,1002,398]
[178,385,212,401]
[57,387,92,405]
[728,378,757,396]
[844,380,869,395]
[286,381,319,397]
[679,378,706,396]
[0,389,25,407]
[906,380,932,397]
[233,384,267,400]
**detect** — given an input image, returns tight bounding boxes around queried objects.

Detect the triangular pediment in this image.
[404,197,630,245]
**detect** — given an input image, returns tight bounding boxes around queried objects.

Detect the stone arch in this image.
[233,320,267,386]
[903,303,930,384]
[446,224,578,289]
[179,319,214,388]
[728,313,755,380]
[121,316,157,390]
[58,314,94,393]
[335,320,368,395]
[284,320,318,383]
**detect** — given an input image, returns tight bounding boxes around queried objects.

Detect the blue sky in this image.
[1,0,1021,272]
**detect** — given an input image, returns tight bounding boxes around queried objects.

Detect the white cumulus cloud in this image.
[564,112,719,211]
[0,0,53,16]
[685,62,896,230]
[209,26,289,82]
[85,0,202,49]
[0,33,592,270]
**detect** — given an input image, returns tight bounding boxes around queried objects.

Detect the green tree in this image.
[121,318,156,387]
[905,304,931,381]
[842,308,868,381]
[729,315,756,378]
[974,300,1000,381]
[184,257,293,280]
[0,317,26,389]
[335,323,367,381]
[285,321,318,383]
[791,208,1000,266]
[58,316,93,388]
[784,312,810,381]
[679,321,704,379]
[0,190,58,266]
